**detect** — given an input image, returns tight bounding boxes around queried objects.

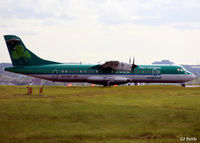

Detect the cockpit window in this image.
[177,68,184,72]
[178,66,191,74]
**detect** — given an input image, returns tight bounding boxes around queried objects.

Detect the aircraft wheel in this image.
[181,83,186,87]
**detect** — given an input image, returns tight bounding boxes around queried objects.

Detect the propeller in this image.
[131,57,137,70]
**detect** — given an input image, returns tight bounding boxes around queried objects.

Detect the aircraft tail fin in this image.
[4,35,61,66]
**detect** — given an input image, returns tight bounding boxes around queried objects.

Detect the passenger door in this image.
[52,69,58,81]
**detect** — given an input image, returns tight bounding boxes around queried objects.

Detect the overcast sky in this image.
[0,0,200,65]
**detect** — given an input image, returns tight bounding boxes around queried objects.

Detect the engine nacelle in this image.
[112,62,132,71]
[101,61,136,71]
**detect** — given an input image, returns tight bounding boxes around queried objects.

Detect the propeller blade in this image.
[132,57,137,70]
[132,57,135,65]
[129,57,131,64]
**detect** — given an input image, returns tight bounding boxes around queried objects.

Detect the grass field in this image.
[0,85,200,143]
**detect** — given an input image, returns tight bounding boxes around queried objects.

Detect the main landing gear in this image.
[103,81,111,87]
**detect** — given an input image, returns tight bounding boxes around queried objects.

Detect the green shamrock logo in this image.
[12,45,31,61]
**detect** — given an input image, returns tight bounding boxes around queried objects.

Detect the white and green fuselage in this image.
[5,63,195,86]
[4,35,196,86]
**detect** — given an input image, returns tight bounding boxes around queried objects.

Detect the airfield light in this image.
[68,84,72,87]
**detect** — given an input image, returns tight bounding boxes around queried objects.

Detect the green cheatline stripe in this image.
[26,73,173,75]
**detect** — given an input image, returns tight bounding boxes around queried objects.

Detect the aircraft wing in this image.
[100,61,120,69]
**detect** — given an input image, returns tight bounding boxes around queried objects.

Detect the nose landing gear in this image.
[181,83,186,87]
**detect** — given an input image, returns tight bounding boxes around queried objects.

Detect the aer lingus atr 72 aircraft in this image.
[4,35,196,86]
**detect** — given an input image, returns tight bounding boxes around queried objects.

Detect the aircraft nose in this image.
[190,74,196,80]
[193,74,197,79]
